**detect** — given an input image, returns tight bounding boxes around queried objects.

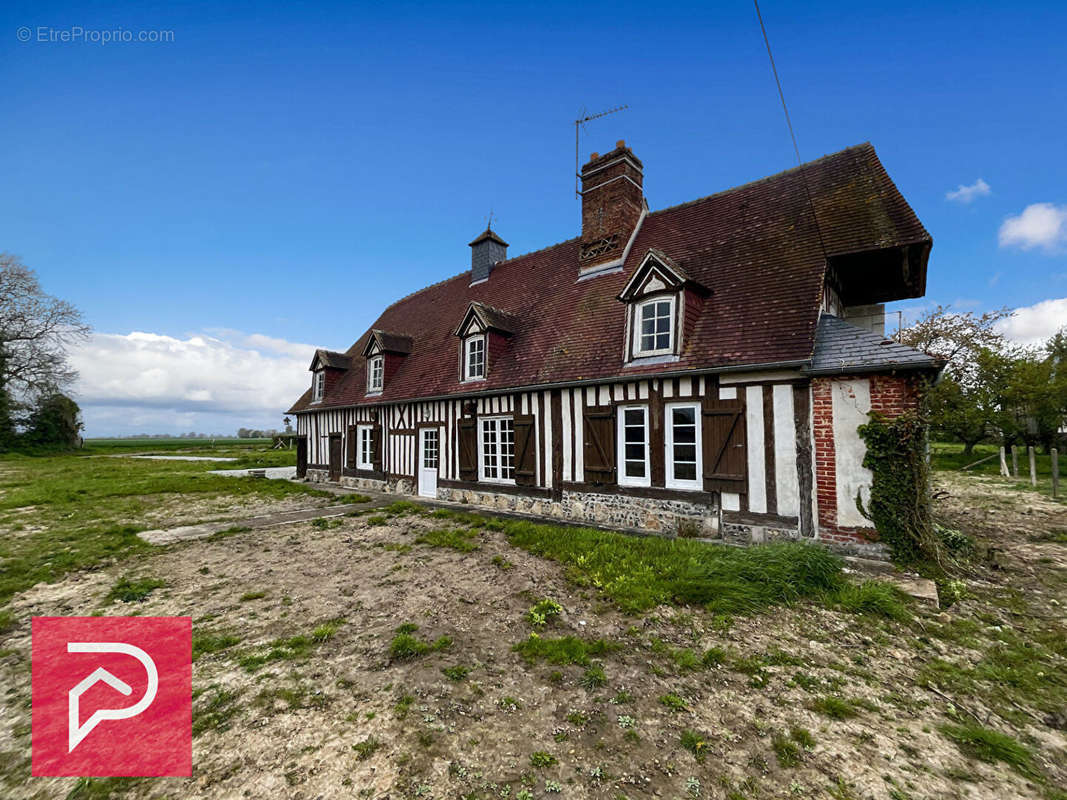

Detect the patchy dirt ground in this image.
[1,475,1065,800]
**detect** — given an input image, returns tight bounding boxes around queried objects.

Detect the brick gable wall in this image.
[812,374,922,545]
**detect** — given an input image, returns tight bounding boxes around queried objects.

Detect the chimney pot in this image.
[590,152,599,160]
[616,139,626,148]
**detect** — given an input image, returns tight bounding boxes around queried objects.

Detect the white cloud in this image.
[945,178,991,204]
[996,297,1067,346]
[999,203,1067,252]
[68,329,326,436]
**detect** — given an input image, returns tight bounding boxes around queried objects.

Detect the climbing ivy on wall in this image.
[857,410,942,567]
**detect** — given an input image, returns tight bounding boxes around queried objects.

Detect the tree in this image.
[23,393,83,448]
[0,255,90,441]
[897,305,1010,383]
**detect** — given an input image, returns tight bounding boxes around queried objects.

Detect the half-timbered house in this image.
[287,141,942,556]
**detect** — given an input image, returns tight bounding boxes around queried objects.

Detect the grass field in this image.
[931,441,1065,504]
[0,446,1064,798]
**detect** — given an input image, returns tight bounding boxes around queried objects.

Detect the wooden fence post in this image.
[1053,448,1060,499]
[1029,446,1037,487]
[1011,445,1019,477]
[999,446,1009,477]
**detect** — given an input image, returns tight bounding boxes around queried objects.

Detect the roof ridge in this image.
[648,142,874,218]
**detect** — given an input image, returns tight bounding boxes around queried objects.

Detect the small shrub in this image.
[580,664,607,690]
[390,628,451,660]
[790,726,815,749]
[772,733,801,767]
[530,751,557,768]
[311,619,344,642]
[442,665,470,681]
[680,728,710,763]
[105,576,165,604]
[617,714,636,729]
[526,598,563,627]
[353,736,382,761]
[702,646,727,667]
[396,622,419,634]
[659,693,688,712]
[566,710,588,727]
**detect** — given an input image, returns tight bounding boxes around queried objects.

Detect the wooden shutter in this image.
[513,415,536,486]
[346,425,357,468]
[583,407,616,485]
[370,425,382,472]
[702,401,746,492]
[457,418,478,481]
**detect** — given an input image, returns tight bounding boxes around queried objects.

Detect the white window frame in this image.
[464,334,486,382]
[478,415,515,484]
[616,404,651,488]
[312,370,325,401]
[632,296,676,357]
[356,424,374,470]
[367,355,384,393]
[665,401,702,491]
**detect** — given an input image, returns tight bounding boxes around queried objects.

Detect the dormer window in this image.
[618,249,710,364]
[635,297,675,356]
[312,370,325,401]
[367,355,384,393]
[464,335,486,381]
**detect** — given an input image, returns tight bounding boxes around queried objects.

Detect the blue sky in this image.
[2,1,1065,434]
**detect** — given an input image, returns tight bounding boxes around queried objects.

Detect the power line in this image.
[753,0,828,261]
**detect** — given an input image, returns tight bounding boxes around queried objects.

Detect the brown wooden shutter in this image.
[346,425,357,468]
[513,415,536,486]
[583,407,616,485]
[370,425,382,472]
[457,418,478,481]
[702,401,746,492]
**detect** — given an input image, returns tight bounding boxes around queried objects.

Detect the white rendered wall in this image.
[831,379,873,527]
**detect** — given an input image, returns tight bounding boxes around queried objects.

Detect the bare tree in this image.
[0,253,90,399]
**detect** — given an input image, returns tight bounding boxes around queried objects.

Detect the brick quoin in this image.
[812,374,923,544]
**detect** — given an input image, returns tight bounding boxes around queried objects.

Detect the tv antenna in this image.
[575,104,629,197]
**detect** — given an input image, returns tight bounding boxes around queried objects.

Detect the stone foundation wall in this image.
[436,486,719,537]
[305,469,412,496]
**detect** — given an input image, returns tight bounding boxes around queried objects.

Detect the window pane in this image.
[673,407,695,425]
[625,443,644,460]
[624,409,643,426]
[655,333,670,350]
[625,461,645,478]
[674,444,696,462]
[675,463,696,481]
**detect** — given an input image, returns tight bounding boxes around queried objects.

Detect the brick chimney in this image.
[469,227,508,283]
[579,140,644,271]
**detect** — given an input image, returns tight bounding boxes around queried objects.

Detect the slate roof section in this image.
[289,143,932,413]
[311,349,351,370]
[462,301,519,336]
[806,314,942,376]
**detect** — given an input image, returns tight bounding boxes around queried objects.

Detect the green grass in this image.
[810,696,859,720]
[529,751,557,768]
[0,447,338,604]
[65,777,146,799]
[831,581,913,622]
[236,619,344,672]
[512,634,616,666]
[191,632,241,661]
[658,693,689,712]
[352,736,382,760]
[472,514,850,615]
[389,625,452,660]
[105,575,165,603]
[772,733,802,767]
[442,664,470,681]
[239,590,267,602]
[192,687,241,735]
[939,723,1035,777]
[415,527,480,552]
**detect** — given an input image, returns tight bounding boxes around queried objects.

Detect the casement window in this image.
[367,356,384,393]
[464,335,486,381]
[665,402,702,490]
[356,424,374,470]
[633,297,675,356]
[616,405,650,487]
[312,370,325,401]
[478,416,515,483]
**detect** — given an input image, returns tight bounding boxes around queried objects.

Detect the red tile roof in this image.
[289,143,930,413]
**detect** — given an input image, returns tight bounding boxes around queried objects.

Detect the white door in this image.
[418,427,439,498]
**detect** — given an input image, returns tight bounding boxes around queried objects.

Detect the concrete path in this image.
[208,466,296,479]
[116,455,239,462]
